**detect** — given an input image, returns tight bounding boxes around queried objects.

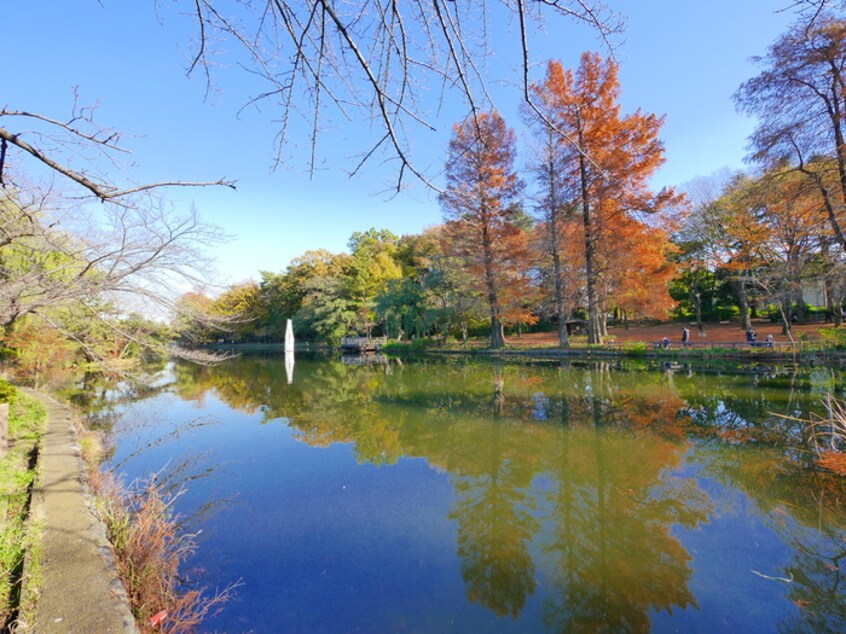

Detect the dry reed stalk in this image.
[88,469,237,633]
[806,395,846,476]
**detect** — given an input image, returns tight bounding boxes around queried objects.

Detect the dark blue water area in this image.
[106,392,543,632]
[527,461,805,634]
[650,471,798,632]
[103,380,843,633]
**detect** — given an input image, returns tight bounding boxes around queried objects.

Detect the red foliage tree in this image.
[529,56,678,343]
[439,112,526,348]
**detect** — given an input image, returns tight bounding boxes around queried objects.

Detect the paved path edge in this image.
[21,389,138,633]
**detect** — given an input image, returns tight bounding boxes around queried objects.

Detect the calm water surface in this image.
[83,355,846,633]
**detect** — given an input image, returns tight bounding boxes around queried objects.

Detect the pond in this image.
[81,354,846,633]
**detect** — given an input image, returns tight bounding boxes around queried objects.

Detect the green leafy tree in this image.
[347,229,403,335]
[296,275,358,344]
[211,282,267,343]
[375,278,429,340]
[261,249,351,341]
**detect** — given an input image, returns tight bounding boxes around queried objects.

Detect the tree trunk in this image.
[557,318,569,348]
[737,280,752,331]
[825,275,839,326]
[778,300,795,344]
[832,289,844,328]
[829,73,846,251]
[482,222,504,349]
[546,135,570,350]
[794,287,807,324]
[490,316,505,349]
[693,292,703,332]
[552,243,570,349]
[578,126,602,345]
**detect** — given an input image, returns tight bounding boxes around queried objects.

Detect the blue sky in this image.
[4,1,795,284]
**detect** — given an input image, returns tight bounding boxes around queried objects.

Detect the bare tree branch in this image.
[0,185,232,339]
[174,1,624,191]
[0,111,236,201]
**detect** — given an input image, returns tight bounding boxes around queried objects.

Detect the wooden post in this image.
[0,402,9,457]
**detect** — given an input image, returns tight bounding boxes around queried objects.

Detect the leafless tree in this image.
[0,87,237,367]
[790,0,846,21]
[175,0,624,191]
[0,182,234,365]
[735,12,846,251]
[0,93,235,201]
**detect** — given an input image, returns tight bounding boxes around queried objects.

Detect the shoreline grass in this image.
[74,415,237,633]
[2,372,234,633]
[0,382,46,630]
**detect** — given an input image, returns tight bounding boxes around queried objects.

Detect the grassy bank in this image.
[380,335,846,364]
[384,340,799,359]
[0,382,47,629]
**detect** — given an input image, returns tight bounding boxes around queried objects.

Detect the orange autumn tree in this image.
[602,217,678,325]
[718,166,831,339]
[524,80,581,348]
[529,55,678,343]
[439,112,526,349]
[498,237,541,337]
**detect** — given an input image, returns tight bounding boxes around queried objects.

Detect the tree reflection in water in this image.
[115,354,846,631]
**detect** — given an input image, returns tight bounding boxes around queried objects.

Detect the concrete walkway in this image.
[23,390,137,633]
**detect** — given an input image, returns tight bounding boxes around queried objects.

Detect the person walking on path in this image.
[681,327,690,348]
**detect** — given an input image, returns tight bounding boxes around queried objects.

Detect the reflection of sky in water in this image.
[532,393,550,420]
[98,357,846,633]
[653,461,796,633]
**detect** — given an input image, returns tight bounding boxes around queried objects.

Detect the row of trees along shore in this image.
[182,54,680,349]
[5,7,846,365]
[182,15,846,349]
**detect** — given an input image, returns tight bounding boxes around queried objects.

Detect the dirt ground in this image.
[508,319,832,347]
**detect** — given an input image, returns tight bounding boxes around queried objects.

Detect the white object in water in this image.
[285,349,295,384]
[285,318,295,352]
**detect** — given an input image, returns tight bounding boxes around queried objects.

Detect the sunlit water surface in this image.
[81,354,846,633]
